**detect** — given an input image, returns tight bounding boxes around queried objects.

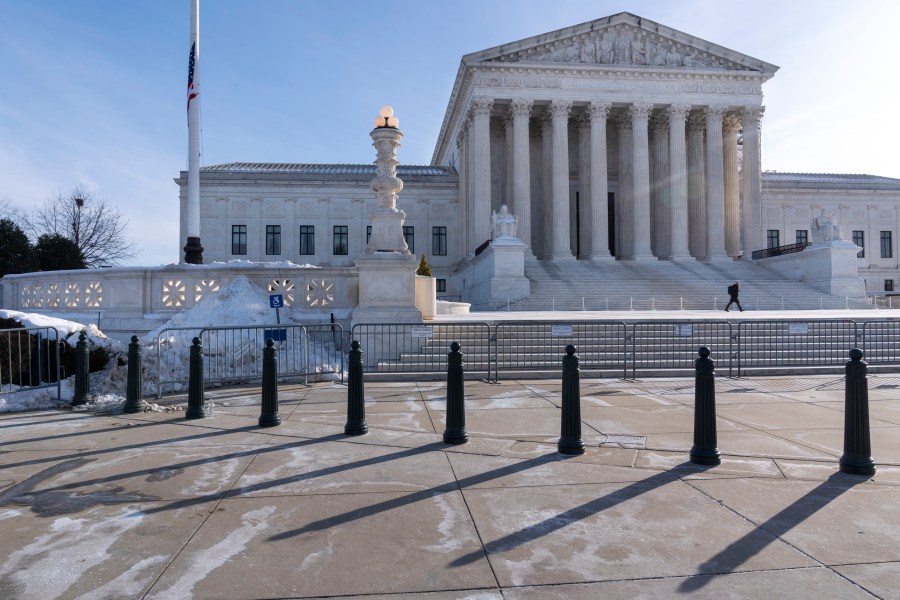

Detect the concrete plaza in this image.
[2,372,899,599]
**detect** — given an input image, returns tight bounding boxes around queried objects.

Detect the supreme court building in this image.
[182,12,900,299]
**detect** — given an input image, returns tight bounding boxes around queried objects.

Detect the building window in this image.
[853,230,865,258]
[403,226,414,253]
[333,225,348,255]
[767,230,780,249]
[299,225,314,255]
[881,231,892,258]
[266,225,281,255]
[231,225,247,255]
[432,226,447,256]
[436,278,446,293]
[366,225,371,244]
[885,280,895,292]
[795,230,808,245]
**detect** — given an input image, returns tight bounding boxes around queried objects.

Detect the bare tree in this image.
[26,185,137,267]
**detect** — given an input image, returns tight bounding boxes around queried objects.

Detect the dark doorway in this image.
[608,192,616,256]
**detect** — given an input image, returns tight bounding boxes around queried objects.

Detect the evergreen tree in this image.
[416,254,432,277]
[34,233,86,271]
[0,218,36,277]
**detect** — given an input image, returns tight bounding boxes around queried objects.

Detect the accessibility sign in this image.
[269,294,284,309]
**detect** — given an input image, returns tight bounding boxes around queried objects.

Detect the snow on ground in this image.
[1,276,344,413]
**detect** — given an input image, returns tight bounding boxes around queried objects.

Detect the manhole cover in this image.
[603,435,646,448]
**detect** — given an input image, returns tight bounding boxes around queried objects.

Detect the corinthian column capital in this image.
[723,113,742,134]
[629,102,654,121]
[510,98,533,119]
[704,104,728,122]
[741,105,765,123]
[686,110,706,133]
[667,103,692,123]
[588,101,612,120]
[469,96,494,119]
[549,100,573,120]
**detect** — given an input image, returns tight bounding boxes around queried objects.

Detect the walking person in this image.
[724,281,744,312]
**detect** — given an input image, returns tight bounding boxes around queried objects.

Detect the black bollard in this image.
[72,332,90,406]
[123,335,145,413]
[185,337,206,419]
[558,344,585,455]
[839,348,876,476]
[259,339,281,427]
[344,340,367,435]
[443,341,468,444]
[690,346,721,466]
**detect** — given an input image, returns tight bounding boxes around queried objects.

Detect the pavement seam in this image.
[139,438,268,600]
[444,450,504,590]
[681,478,883,599]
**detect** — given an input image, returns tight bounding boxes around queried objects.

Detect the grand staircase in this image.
[503,254,874,311]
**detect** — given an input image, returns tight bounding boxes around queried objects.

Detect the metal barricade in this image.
[493,321,628,380]
[736,320,857,376]
[859,320,900,366]
[631,321,734,379]
[155,323,344,397]
[0,326,62,400]
[350,322,493,379]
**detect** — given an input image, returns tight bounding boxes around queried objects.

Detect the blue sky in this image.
[1,0,898,265]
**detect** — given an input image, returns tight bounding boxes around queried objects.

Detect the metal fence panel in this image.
[0,326,62,400]
[493,321,627,379]
[350,322,493,377]
[631,321,733,378]
[860,321,900,365]
[155,324,344,396]
[737,320,857,375]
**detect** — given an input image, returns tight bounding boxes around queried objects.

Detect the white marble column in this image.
[741,106,764,256]
[615,112,633,258]
[704,105,728,261]
[510,99,532,249]
[577,112,591,258]
[471,96,493,250]
[589,101,613,260]
[503,111,514,211]
[630,103,654,260]
[550,100,574,260]
[686,111,707,259]
[456,127,468,258]
[540,112,553,258]
[667,103,691,260]
[723,112,741,257]
[650,110,670,258]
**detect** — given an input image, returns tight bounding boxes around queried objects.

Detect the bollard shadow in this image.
[449,461,710,567]
[677,472,866,592]
[0,419,161,448]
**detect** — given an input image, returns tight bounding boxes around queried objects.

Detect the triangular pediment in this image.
[469,12,777,74]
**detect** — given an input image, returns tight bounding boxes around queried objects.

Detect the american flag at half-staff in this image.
[187,41,198,112]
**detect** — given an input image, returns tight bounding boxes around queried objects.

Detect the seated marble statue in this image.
[811,208,843,243]
[491,204,518,239]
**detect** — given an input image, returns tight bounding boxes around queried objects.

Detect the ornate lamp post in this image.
[366,106,410,255]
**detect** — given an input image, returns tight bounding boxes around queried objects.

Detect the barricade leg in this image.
[690,346,721,466]
[259,339,281,427]
[186,337,207,419]
[558,345,585,455]
[443,342,468,444]
[840,349,876,476]
[344,341,367,435]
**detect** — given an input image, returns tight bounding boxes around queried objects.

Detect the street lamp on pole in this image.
[73,196,84,249]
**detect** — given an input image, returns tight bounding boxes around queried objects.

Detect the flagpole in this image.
[184,0,204,264]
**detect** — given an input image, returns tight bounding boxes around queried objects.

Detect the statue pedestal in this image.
[352,253,422,325]
[759,240,866,297]
[457,237,530,310]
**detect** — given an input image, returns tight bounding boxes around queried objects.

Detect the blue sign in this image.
[269,294,284,308]
[263,329,287,342]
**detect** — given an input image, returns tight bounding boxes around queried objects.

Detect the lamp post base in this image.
[184,236,204,265]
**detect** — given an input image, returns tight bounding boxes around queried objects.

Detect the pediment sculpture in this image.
[494,26,749,71]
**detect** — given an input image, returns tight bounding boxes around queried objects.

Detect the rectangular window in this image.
[231,225,247,255]
[366,225,371,244]
[403,226,414,253]
[299,225,314,255]
[881,231,892,258]
[432,226,447,256]
[885,280,894,292]
[767,229,780,249]
[853,230,865,258]
[333,225,348,255]
[436,278,446,293]
[795,230,808,245]
[266,225,281,255]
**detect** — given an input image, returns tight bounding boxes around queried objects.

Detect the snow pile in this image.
[72,394,182,415]
[0,309,123,351]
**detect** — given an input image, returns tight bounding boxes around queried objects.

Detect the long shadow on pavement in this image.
[678,472,865,592]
